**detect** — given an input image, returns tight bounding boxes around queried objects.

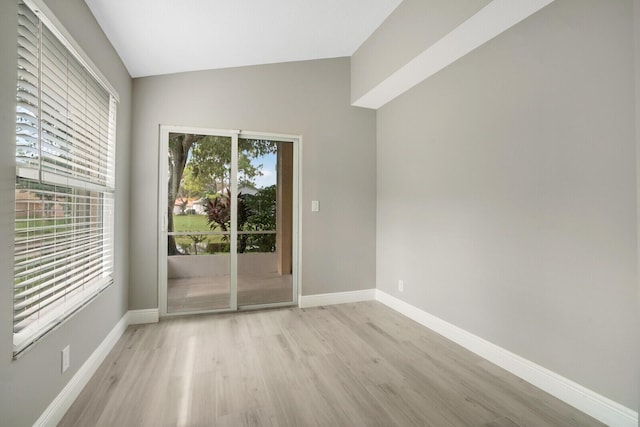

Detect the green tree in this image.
[167,135,277,255]
[244,185,277,252]
[187,234,207,255]
[204,190,253,253]
[244,185,276,230]
[168,133,203,255]
[183,138,277,197]
[187,135,232,197]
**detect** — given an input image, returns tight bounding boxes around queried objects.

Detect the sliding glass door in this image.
[166,134,233,313]
[159,127,297,316]
[237,138,294,306]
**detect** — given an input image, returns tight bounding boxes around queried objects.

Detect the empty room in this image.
[0,0,638,426]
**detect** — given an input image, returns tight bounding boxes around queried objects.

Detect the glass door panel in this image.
[161,129,296,316]
[237,139,294,306]
[166,133,232,313]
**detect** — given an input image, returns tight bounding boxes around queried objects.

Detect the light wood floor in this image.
[59,302,603,427]
[168,273,293,312]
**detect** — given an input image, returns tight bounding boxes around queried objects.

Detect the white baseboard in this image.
[35,308,160,427]
[299,288,376,308]
[33,314,129,427]
[127,308,159,325]
[375,290,638,427]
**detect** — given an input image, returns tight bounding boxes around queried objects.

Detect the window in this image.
[13,0,118,357]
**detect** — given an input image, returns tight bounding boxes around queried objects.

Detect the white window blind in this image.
[14,0,117,357]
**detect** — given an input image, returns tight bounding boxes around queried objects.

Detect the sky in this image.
[252,153,276,189]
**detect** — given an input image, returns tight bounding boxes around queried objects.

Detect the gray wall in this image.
[350,0,490,104]
[0,0,132,425]
[376,0,639,410]
[130,58,376,309]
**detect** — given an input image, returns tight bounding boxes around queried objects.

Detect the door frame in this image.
[157,125,301,317]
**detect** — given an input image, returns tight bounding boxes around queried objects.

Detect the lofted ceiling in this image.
[84,0,402,78]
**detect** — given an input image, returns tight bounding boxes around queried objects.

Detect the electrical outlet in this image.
[311,200,319,212]
[61,345,70,373]
[398,280,404,292]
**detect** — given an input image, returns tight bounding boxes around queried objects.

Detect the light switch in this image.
[62,345,70,373]
[311,200,319,212]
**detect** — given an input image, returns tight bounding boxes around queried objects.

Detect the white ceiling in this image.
[84,0,402,78]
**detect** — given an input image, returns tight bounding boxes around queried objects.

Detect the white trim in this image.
[33,314,129,427]
[352,0,555,109]
[230,133,239,310]
[292,136,302,306]
[299,289,376,308]
[375,290,638,427]
[157,125,170,317]
[34,309,160,426]
[127,308,159,325]
[157,126,302,315]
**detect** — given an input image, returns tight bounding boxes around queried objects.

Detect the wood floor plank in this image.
[481,417,522,427]
[58,302,605,427]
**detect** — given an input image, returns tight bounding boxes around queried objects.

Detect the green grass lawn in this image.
[172,214,226,253]
[171,214,274,255]
[15,218,72,230]
[172,214,212,233]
